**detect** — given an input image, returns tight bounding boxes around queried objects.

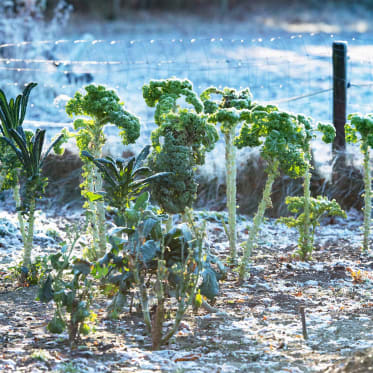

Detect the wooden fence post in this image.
[332,41,347,182]
[332,41,347,153]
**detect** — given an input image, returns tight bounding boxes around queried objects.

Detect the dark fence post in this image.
[332,41,347,183]
[332,41,347,153]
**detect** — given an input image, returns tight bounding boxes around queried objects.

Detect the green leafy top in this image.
[151,109,219,165]
[66,85,140,145]
[235,110,309,178]
[280,195,347,229]
[148,133,197,214]
[1,127,63,212]
[142,78,203,125]
[200,87,252,133]
[0,82,37,136]
[317,122,336,144]
[81,145,170,217]
[345,113,373,148]
[144,79,219,214]
[0,83,37,191]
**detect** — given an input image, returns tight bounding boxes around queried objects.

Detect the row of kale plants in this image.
[0,79,371,349]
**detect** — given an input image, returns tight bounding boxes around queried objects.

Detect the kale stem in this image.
[239,161,279,283]
[0,168,6,192]
[301,155,312,259]
[13,180,27,246]
[23,195,35,268]
[165,215,173,232]
[363,142,371,251]
[224,126,237,263]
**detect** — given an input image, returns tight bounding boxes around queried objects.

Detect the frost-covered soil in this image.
[0,207,372,372]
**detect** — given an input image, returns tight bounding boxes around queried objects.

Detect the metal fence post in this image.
[332,41,347,153]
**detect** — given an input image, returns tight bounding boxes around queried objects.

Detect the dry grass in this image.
[40,149,364,217]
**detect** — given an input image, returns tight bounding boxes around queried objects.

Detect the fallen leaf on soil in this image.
[174,353,201,362]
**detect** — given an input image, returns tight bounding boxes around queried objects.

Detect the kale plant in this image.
[65,84,140,258]
[286,117,338,260]
[143,79,219,220]
[38,226,95,346]
[201,87,252,263]
[0,83,63,268]
[81,145,170,223]
[0,83,36,251]
[1,127,63,268]
[279,196,346,259]
[235,109,309,282]
[95,192,224,349]
[345,113,373,250]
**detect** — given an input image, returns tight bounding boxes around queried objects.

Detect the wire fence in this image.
[1,32,373,163]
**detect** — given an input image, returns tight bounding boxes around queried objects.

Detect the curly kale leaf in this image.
[66,84,140,145]
[151,109,218,165]
[317,122,336,144]
[143,78,203,125]
[346,113,373,148]
[201,87,252,131]
[148,134,197,214]
[235,109,308,178]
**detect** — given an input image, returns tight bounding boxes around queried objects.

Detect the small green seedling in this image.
[65,84,140,258]
[279,196,346,260]
[38,226,95,346]
[345,113,373,250]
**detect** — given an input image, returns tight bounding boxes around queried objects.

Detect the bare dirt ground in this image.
[0,208,372,372]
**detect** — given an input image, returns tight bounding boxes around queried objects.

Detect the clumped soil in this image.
[0,206,372,372]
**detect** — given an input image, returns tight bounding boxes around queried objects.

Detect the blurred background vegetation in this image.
[6,0,373,19]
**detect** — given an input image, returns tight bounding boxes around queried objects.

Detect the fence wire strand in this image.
[0,33,372,142]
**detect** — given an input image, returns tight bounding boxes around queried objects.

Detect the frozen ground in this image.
[0,209,373,372]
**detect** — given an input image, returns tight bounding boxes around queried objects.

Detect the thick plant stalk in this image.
[152,256,166,349]
[151,300,164,350]
[161,211,203,345]
[224,127,237,263]
[301,158,312,259]
[165,215,173,232]
[92,126,106,258]
[239,164,279,283]
[85,162,100,257]
[132,256,151,332]
[95,174,107,257]
[161,296,187,345]
[13,183,26,245]
[363,143,371,251]
[0,168,6,192]
[138,277,152,332]
[84,126,106,258]
[23,197,36,268]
